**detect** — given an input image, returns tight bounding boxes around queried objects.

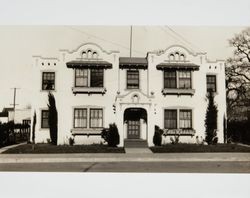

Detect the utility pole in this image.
[10,87,20,123]
[130,26,133,57]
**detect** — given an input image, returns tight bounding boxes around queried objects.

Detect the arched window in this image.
[180,54,185,61]
[169,53,175,61]
[82,51,87,59]
[87,50,92,59]
[92,51,98,59]
[175,52,180,61]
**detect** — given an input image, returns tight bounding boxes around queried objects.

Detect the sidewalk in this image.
[0,152,250,163]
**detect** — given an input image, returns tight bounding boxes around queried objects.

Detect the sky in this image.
[0,26,247,110]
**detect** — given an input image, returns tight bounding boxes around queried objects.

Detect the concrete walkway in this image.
[0,143,26,154]
[125,148,152,154]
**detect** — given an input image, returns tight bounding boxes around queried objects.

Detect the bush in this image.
[101,123,120,147]
[69,137,75,146]
[170,135,180,144]
[153,125,163,146]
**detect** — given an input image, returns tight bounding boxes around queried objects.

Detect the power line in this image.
[159,26,195,53]
[66,26,145,56]
[165,26,203,52]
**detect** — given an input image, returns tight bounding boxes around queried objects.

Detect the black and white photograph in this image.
[0,0,250,198]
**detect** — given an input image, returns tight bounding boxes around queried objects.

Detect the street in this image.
[0,161,250,173]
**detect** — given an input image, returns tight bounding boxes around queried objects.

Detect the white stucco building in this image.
[31,42,226,147]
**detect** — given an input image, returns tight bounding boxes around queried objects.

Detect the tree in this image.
[205,90,218,144]
[47,92,58,145]
[31,111,36,144]
[226,28,250,119]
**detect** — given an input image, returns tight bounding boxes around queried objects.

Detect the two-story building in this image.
[31,42,226,147]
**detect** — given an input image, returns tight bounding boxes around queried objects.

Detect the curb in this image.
[0,155,250,163]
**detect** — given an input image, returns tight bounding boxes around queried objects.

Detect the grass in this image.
[2,143,125,154]
[150,143,250,153]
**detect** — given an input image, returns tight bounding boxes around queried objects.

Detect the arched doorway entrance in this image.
[124,108,147,139]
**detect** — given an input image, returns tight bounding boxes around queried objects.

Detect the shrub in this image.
[153,125,163,146]
[69,137,75,146]
[101,123,120,147]
[170,135,180,144]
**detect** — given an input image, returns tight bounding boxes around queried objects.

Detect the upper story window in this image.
[179,71,191,89]
[164,71,176,88]
[127,70,139,89]
[206,75,216,92]
[75,69,88,87]
[90,69,104,87]
[41,110,49,128]
[75,68,104,88]
[164,70,191,89]
[42,72,55,90]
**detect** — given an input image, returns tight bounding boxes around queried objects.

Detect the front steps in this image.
[124,139,148,148]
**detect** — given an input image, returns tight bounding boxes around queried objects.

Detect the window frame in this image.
[164,109,193,130]
[41,110,49,129]
[179,110,192,129]
[42,72,55,91]
[89,108,103,128]
[164,70,177,89]
[75,69,88,87]
[90,69,104,88]
[163,70,192,89]
[178,70,192,89]
[73,108,87,128]
[74,68,104,88]
[126,70,140,89]
[164,109,177,129]
[206,75,217,92]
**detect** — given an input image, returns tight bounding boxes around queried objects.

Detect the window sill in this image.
[71,128,103,135]
[162,88,195,95]
[163,129,195,136]
[72,87,107,95]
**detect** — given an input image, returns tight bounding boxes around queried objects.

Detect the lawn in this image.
[150,143,250,153]
[3,143,125,154]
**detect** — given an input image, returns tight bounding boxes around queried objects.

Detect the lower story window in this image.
[179,110,192,129]
[90,108,103,128]
[164,109,192,129]
[164,110,177,129]
[73,108,103,129]
[74,108,87,128]
[41,110,49,128]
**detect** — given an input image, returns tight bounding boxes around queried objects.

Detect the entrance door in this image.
[127,120,140,139]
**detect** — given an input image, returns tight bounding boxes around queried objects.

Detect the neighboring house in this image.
[31,43,226,146]
[0,107,14,123]
[8,108,31,125]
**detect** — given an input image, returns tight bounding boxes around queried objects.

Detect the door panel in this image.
[127,120,140,139]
